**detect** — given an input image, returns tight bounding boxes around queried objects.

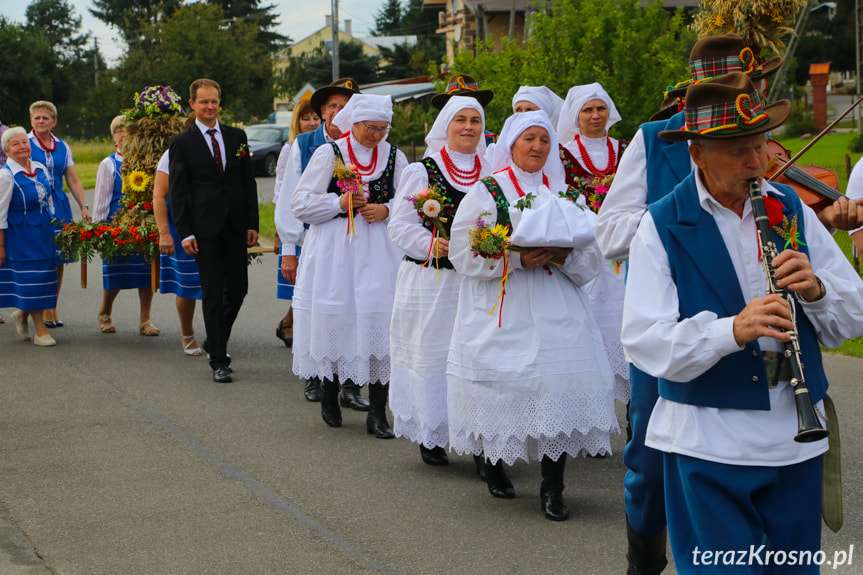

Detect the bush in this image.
[781,105,818,139]
[850,133,863,154]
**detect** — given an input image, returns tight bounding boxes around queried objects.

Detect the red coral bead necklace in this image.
[575,134,615,177]
[441,147,481,186]
[347,137,378,176]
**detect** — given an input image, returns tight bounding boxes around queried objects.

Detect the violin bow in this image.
[770,94,863,182]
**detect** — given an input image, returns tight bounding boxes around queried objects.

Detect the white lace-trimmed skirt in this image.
[446,268,619,465]
[389,261,460,447]
[584,261,630,404]
[291,216,401,385]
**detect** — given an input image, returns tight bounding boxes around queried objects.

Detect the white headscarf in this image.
[557,82,622,143]
[492,110,564,187]
[424,95,486,158]
[332,94,394,139]
[511,86,565,127]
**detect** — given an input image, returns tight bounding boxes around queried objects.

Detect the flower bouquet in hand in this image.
[407,186,451,267]
[468,212,512,327]
[333,156,367,235]
[468,211,511,268]
[569,174,615,214]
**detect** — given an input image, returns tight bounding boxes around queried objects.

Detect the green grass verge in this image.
[258,202,276,244]
[775,132,861,191]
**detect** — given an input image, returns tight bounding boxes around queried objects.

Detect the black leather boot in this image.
[304,377,321,402]
[419,444,449,466]
[366,383,395,439]
[540,454,569,521]
[626,519,668,575]
[473,453,487,481]
[485,458,515,499]
[339,379,370,411]
[320,377,342,428]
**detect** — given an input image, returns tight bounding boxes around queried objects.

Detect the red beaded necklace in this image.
[504,167,548,198]
[347,137,378,176]
[21,165,38,178]
[575,134,615,177]
[441,147,481,186]
[34,132,57,153]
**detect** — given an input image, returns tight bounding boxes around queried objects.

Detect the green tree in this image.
[25,0,89,58]
[373,0,403,36]
[0,17,58,127]
[118,3,273,120]
[444,0,695,138]
[89,0,182,44]
[206,0,289,53]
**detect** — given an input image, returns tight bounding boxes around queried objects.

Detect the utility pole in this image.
[332,0,340,81]
[94,37,100,87]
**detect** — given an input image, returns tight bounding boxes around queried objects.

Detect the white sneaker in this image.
[33,334,56,347]
[12,311,31,340]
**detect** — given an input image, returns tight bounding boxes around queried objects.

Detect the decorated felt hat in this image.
[664,34,783,99]
[431,74,494,110]
[310,78,362,117]
[649,92,684,122]
[658,72,790,142]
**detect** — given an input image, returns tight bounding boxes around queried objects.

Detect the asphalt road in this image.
[1,185,862,575]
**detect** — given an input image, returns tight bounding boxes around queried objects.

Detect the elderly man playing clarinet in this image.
[621,72,863,575]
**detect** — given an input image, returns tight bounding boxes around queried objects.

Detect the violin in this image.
[766,139,841,213]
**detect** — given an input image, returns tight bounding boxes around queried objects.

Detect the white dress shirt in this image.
[594,128,694,261]
[621,173,863,465]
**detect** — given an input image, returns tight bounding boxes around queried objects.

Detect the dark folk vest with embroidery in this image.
[327,143,398,219]
[404,158,467,270]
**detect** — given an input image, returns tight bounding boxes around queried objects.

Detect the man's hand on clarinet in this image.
[733,294,793,346]
[773,250,824,302]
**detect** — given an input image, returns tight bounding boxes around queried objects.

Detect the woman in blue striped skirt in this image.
[92,115,159,336]
[154,119,204,355]
[0,128,59,347]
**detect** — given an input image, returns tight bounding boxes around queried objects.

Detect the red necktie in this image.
[207,128,224,176]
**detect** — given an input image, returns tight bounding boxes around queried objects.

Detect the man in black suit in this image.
[169,78,258,383]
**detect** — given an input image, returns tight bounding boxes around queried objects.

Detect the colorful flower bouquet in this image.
[124,86,184,122]
[468,212,513,327]
[407,186,450,240]
[333,156,367,235]
[569,174,615,214]
[468,212,511,267]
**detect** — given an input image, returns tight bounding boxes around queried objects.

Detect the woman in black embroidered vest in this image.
[447,111,618,521]
[290,94,409,437]
[558,82,632,411]
[388,96,491,467]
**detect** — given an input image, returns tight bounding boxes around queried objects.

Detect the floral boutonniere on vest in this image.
[764,195,805,250]
[235,143,249,159]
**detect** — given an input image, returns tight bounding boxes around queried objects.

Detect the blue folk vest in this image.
[28,134,74,222]
[647,174,828,410]
[296,124,328,172]
[641,111,690,204]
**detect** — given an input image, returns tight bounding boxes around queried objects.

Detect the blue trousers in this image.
[623,365,666,537]
[665,452,822,575]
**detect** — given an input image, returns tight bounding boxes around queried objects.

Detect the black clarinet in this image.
[748,178,828,443]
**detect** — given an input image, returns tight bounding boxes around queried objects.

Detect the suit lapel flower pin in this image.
[235,143,249,159]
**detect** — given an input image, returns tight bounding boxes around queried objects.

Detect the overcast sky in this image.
[2,0,386,65]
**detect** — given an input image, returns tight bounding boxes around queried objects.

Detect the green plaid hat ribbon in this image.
[683,90,770,135]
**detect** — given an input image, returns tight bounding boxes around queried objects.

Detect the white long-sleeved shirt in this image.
[594,128,694,261]
[291,134,408,226]
[621,174,863,465]
[388,147,490,260]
